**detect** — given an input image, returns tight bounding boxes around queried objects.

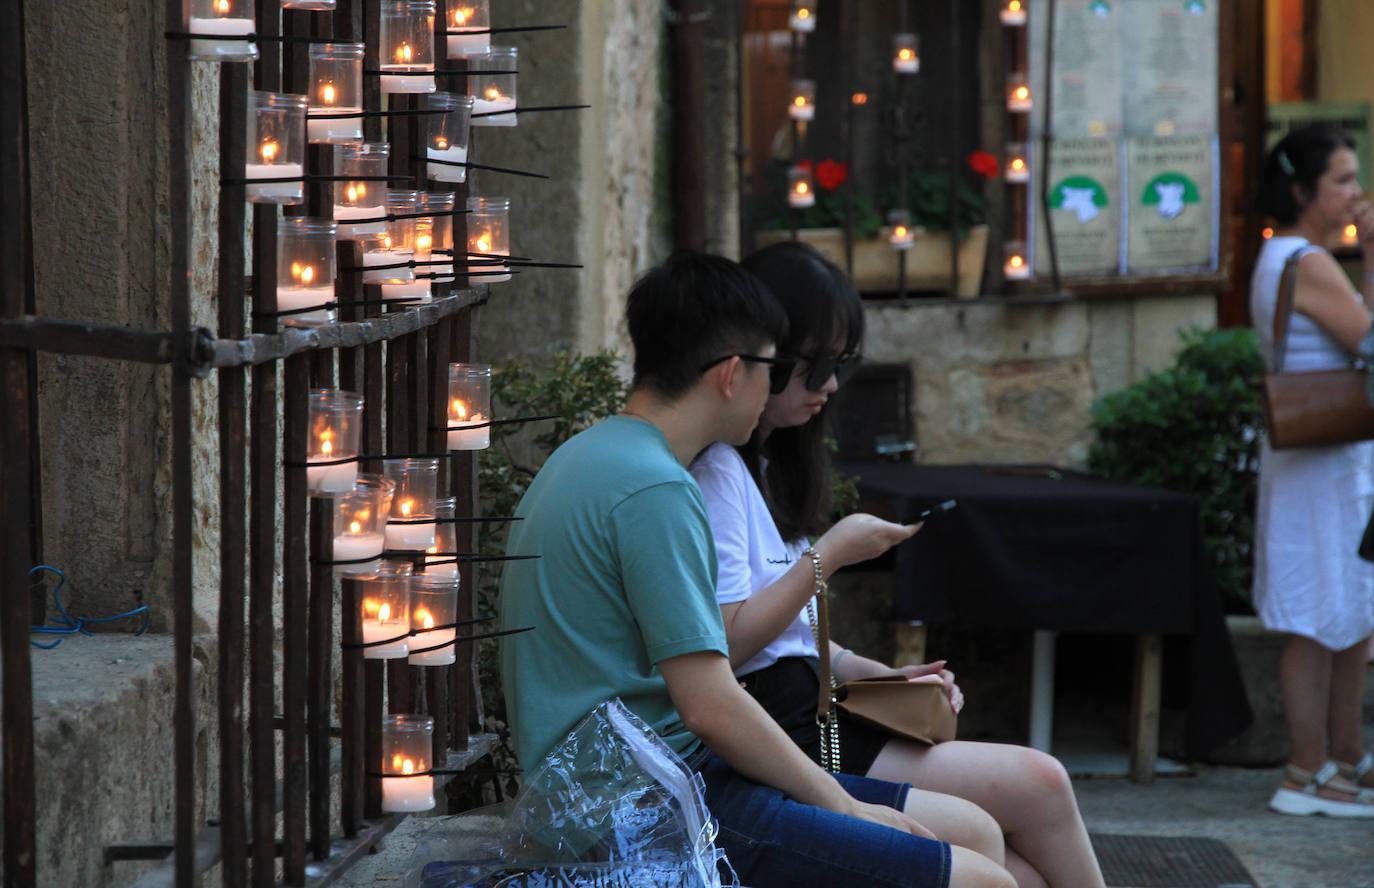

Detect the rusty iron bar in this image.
[283,354,311,884]
[308,352,336,860]
[449,310,477,751]
[425,318,453,758]
[669,0,708,250]
[216,58,251,888]
[0,0,37,882]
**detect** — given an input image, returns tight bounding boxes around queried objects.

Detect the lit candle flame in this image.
[483,86,502,102]
[1009,0,1022,11]
[1009,255,1025,269]
[1262,227,1274,239]
[796,7,811,20]
[292,263,315,285]
[349,520,362,534]
[474,232,492,253]
[378,602,392,623]
[392,753,403,770]
[1013,85,1030,101]
[417,233,433,251]
[381,233,393,250]
[451,399,468,420]
[851,92,869,105]
[321,438,333,456]
[795,182,810,195]
[346,182,365,203]
[320,82,336,105]
[1344,223,1359,243]
[364,598,380,616]
[1011,158,1026,172]
[394,42,413,65]
[894,225,909,238]
[793,96,807,107]
[260,140,279,163]
[215,0,231,14]
[452,6,473,25]
[435,136,449,150]
[417,608,435,630]
[400,499,413,517]
[401,758,415,776]
[898,49,914,61]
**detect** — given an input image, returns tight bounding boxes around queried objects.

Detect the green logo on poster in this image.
[1050,176,1109,223]
[1088,0,1111,16]
[1141,172,1200,221]
[1184,0,1206,13]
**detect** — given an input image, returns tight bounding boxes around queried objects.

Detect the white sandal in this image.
[1336,751,1374,787]
[1269,761,1374,818]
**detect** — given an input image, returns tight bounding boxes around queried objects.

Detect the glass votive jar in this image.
[307,43,364,144]
[381,191,430,302]
[420,193,455,282]
[788,165,815,209]
[247,91,307,204]
[1007,73,1032,113]
[446,0,491,59]
[425,93,473,183]
[358,561,412,659]
[1005,142,1030,184]
[887,210,915,251]
[276,218,338,327]
[408,573,459,666]
[188,0,258,63]
[307,389,363,494]
[283,0,336,8]
[469,48,518,127]
[1000,0,1028,26]
[789,1,816,32]
[362,235,415,287]
[331,475,394,577]
[465,197,511,282]
[425,497,458,576]
[447,363,491,450]
[385,458,439,551]
[1004,240,1031,281]
[381,715,435,812]
[335,143,390,238]
[893,34,920,74]
[788,79,816,122]
[379,0,437,94]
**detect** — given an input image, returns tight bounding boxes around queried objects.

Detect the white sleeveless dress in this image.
[1250,236,1374,651]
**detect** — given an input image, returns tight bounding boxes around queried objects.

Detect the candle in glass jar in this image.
[307,428,357,493]
[446,3,489,58]
[408,607,456,666]
[277,261,335,327]
[381,756,434,811]
[382,278,431,303]
[361,599,410,659]
[380,41,435,93]
[1000,0,1028,26]
[385,499,436,550]
[363,247,414,284]
[1007,82,1032,113]
[307,84,363,143]
[424,549,458,576]
[189,2,255,59]
[246,139,303,202]
[1006,155,1030,184]
[469,229,510,282]
[471,89,517,127]
[1343,223,1359,247]
[333,522,385,570]
[1004,252,1031,281]
[446,398,490,450]
[789,180,815,209]
[427,139,468,183]
[789,3,816,32]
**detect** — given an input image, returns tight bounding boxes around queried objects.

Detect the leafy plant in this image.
[1086,328,1264,613]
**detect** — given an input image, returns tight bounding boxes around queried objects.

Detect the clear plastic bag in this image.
[408,700,738,888]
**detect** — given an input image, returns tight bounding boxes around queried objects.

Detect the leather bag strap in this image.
[813,579,835,722]
[1272,247,1307,374]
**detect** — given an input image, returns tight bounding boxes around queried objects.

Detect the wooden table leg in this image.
[1129,633,1163,784]
[893,621,928,667]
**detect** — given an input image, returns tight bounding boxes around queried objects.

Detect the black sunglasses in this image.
[700,354,797,394]
[796,351,861,392]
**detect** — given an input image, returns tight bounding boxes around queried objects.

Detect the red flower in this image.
[967,150,998,179]
[815,159,848,191]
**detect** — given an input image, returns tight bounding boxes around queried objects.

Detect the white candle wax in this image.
[334,204,387,239]
[332,531,385,576]
[307,108,364,143]
[789,12,816,32]
[466,252,510,283]
[1004,259,1032,281]
[381,774,435,812]
[363,249,414,284]
[1007,94,1032,113]
[894,58,920,74]
[1005,161,1030,184]
[245,162,304,203]
[471,96,517,127]
[788,191,816,209]
[889,233,915,251]
[787,103,815,122]
[188,16,255,58]
[1000,8,1028,26]
[447,29,490,59]
[409,627,456,665]
[307,457,357,494]
[276,286,335,327]
[423,557,458,576]
[427,145,468,183]
[382,279,431,303]
[386,521,436,551]
[379,69,436,94]
[362,616,410,659]
[447,414,489,450]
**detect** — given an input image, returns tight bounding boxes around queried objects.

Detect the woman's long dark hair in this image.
[739,242,864,542]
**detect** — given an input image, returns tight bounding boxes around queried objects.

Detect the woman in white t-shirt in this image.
[690,242,1103,888]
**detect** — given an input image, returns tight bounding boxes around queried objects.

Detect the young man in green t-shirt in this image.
[500,252,1012,888]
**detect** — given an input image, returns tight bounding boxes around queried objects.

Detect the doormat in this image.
[1091,834,1257,888]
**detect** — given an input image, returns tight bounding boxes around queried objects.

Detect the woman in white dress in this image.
[1251,125,1374,817]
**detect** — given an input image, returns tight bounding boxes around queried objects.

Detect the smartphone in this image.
[914,499,958,521]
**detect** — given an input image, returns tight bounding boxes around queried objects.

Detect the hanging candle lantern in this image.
[788,165,815,209]
[1000,0,1028,26]
[330,475,394,577]
[381,190,430,303]
[307,43,364,144]
[187,0,258,63]
[335,142,389,238]
[887,210,915,251]
[1007,73,1032,113]
[893,34,920,74]
[1004,240,1031,281]
[466,197,511,282]
[420,192,455,283]
[379,0,437,94]
[446,0,491,59]
[424,497,458,577]
[307,389,363,494]
[384,458,439,551]
[447,363,492,450]
[408,573,459,666]
[358,561,412,659]
[788,79,816,122]
[380,715,435,812]
[789,0,817,33]
[1005,142,1030,184]
[246,91,306,204]
[425,92,474,183]
[469,48,518,127]
[276,218,338,327]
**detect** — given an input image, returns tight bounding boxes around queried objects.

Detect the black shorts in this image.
[740,656,892,777]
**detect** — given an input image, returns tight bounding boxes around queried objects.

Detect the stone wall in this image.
[863,294,1218,466]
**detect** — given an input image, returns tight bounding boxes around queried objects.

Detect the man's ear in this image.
[713,355,743,400]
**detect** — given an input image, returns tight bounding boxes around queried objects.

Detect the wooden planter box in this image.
[755,224,989,297]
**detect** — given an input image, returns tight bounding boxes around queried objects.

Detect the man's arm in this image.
[658,650,931,837]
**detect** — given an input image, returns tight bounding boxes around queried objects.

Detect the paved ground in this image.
[1074,723,1374,888]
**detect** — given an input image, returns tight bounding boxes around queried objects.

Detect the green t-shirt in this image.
[499,416,729,769]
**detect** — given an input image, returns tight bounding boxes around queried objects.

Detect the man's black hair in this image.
[626,251,789,400]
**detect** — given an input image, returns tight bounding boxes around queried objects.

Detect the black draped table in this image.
[842,462,1253,774]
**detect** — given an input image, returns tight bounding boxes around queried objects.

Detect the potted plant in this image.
[756,154,994,297]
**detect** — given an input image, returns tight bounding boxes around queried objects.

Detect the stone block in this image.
[1129,293,1218,378]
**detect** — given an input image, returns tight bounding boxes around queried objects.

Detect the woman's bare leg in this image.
[1280,634,1332,776]
[1328,635,1372,786]
[901,786,1005,865]
[866,739,1103,888]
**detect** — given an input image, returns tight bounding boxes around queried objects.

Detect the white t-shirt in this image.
[690,442,816,676]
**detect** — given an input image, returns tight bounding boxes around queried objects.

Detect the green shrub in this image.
[1086,328,1264,613]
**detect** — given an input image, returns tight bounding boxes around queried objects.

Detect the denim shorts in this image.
[688,747,952,888]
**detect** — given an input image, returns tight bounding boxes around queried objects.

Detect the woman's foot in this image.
[1270,761,1374,818]
[1335,752,1374,790]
